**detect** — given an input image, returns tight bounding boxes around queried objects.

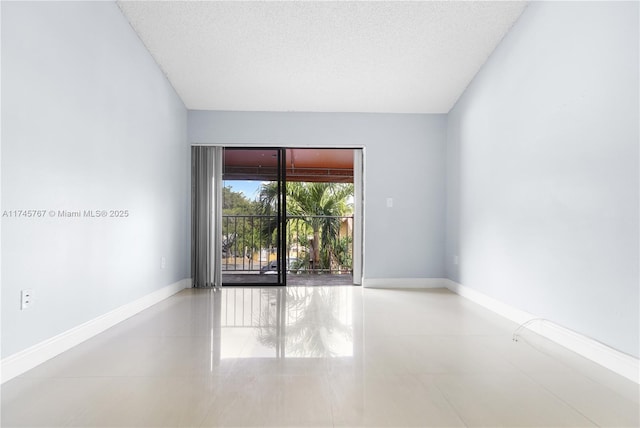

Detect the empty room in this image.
[1,1,638,427]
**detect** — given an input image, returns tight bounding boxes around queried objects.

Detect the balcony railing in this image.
[222,214,353,275]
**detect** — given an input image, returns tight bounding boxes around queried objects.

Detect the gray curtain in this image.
[353,149,363,285]
[191,146,223,288]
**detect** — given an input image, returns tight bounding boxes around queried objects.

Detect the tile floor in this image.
[1,286,638,427]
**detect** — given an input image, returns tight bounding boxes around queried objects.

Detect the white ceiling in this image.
[117,1,528,114]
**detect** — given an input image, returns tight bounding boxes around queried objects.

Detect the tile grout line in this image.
[516,362,601,427]
[424,375,471,428]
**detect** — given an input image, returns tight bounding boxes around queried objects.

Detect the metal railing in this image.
[221,214,353,275]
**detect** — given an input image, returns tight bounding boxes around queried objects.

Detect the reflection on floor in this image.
[2,286,638,427]
[219,287,353,359]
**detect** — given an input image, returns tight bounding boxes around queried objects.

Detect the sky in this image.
[224,180,263,201]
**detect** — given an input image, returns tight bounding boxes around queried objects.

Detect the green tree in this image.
[222,186,256,215]
[222,186,260,258]
[258,182,353,271]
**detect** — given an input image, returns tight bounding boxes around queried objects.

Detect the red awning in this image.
[223,148,354,183]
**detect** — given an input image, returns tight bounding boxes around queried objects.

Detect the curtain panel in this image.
[191,146,223,288]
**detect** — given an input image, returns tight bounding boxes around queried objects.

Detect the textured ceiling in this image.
[117,1,528,113]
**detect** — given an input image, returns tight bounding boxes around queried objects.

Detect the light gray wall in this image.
[446,1,639,357]
[189,111,447,280]
[1,2,189,358]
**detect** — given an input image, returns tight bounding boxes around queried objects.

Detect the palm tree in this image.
[288,182,353,271]
[258,181,353,271]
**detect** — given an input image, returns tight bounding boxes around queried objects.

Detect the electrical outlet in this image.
[21,289,33,310]
[386,197,393,208]
[453,255,459,265]
[161,256,166,269]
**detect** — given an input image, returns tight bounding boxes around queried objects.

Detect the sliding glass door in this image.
[192,145,362,288]
[221,148,287,285]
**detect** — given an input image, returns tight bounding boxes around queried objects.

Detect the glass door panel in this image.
[222,148,286,286]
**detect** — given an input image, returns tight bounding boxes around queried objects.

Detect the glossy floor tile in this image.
[2,286,638,427]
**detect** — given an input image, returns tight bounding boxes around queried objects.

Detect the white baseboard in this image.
[444,279,640,384]
[445,279,535,325]
[1,278,191,384]
[362,278,448,289]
